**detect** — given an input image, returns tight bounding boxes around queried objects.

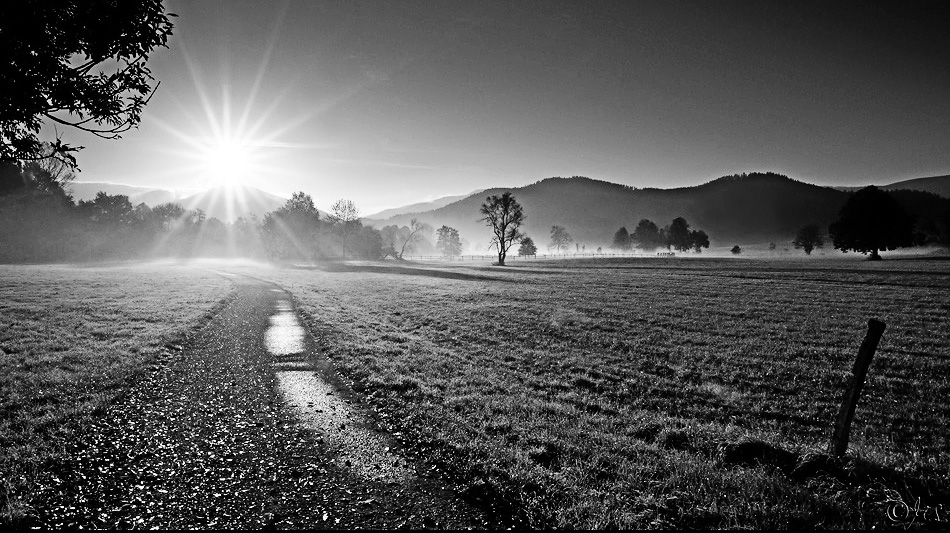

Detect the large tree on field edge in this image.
[479,191,525,266]
[829,186,914,260]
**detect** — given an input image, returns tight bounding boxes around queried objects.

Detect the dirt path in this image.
[29,273,505,529]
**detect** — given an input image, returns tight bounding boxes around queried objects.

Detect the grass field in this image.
[240,256,950,528]
[2,257,948,528]
[0,263,232,524]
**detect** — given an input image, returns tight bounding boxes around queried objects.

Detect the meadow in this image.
[0,263,232,523]
[1,256,948,528]
[241,256,950,528]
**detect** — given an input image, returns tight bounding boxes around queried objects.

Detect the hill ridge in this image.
[370,173,949,251]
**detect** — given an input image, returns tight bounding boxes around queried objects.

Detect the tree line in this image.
[477,185,949,265]
[475,191,712,265]
[610,217,710,253]
[0,158,476,263]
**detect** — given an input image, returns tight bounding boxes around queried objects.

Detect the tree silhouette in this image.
[0,1,175,168]
[479,192,524,266]
[262,192,321,260]
[632,219,664,250]
[668,217,692,252]
[612,227,630,250]
[518,236,537,256]
[352,225,383,260]
[285,191,320,215]
[731,245,742,255]
[690,229,709,253]
[793,224,824,255]
[549,225,573,253]
[19,144,76,198]
[436,225,462,257]
[397,218,431,259]
[379,225,406,258]
[78,192,135,226]
[151,202,187,230]
[829,186,914,260]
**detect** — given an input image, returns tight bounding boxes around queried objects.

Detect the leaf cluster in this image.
[0,0,175,167]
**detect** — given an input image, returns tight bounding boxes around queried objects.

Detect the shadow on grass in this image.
[885,253,950,262]
[296,262,511,283]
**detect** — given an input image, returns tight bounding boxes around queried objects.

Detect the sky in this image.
[54,0,950,214]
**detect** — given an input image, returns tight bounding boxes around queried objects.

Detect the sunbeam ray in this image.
[237,1,289,137]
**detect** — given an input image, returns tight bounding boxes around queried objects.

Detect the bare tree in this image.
[479,192,525,266]
[328,199,360,258]
[397,218,432,259]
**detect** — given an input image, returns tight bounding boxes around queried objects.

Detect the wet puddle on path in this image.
[266,295,411,483]
[265,300,305,355]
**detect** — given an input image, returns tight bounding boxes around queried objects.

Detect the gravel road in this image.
[29,273,505,529]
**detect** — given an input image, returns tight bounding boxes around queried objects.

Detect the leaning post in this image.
[829,319,886,457]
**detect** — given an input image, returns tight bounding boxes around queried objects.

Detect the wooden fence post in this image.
[829,319,886,457]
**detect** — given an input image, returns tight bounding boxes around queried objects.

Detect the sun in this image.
[201,136,253,188]
[151,34,330,193]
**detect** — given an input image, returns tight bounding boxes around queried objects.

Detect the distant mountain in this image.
[665,173,848,244]
[179,185,287,222]
[130,189,187,206]
[834,174,950,198]
[371,173,948,251]
[363,190,484,220]
[69,181,196,206]
[882,175,950,198]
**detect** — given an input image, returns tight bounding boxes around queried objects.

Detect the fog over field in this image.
[2,0,949,530]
